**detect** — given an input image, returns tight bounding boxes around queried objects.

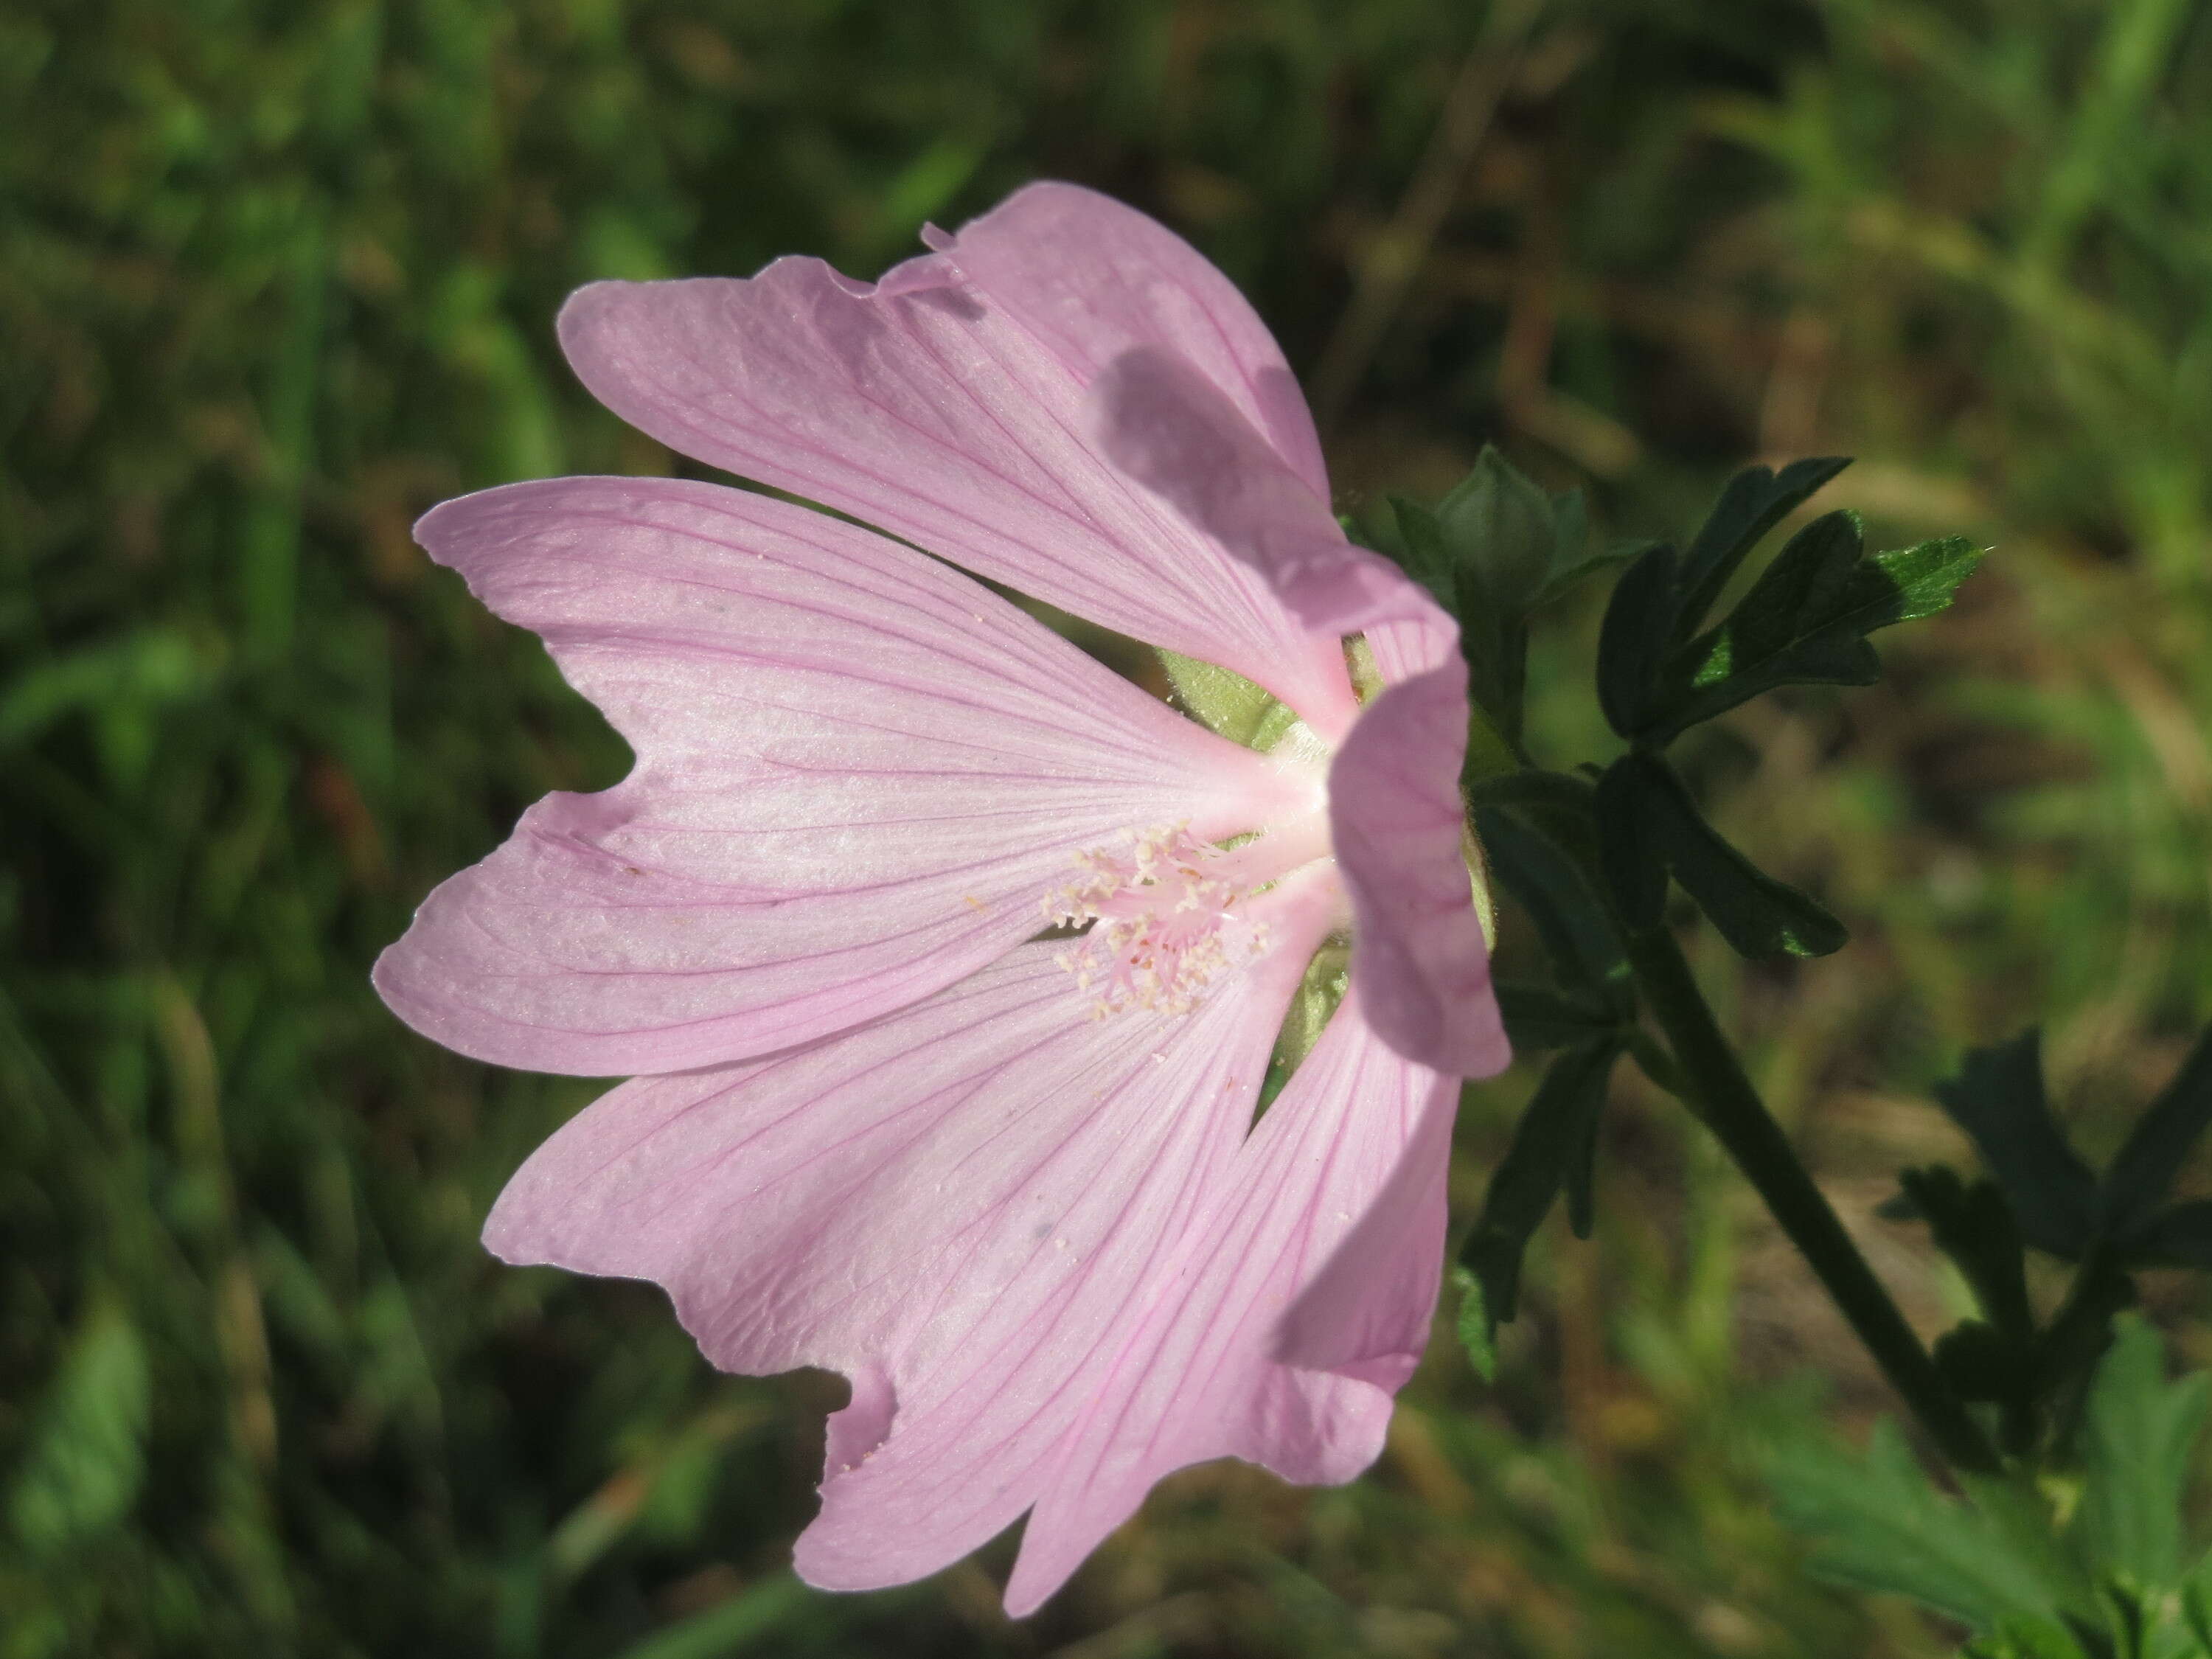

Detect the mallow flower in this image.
[375,182,1509,1614]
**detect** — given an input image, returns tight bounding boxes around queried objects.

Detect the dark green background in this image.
[6,0,2211,1652]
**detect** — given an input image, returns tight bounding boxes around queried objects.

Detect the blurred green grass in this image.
[4,0,2210,1653]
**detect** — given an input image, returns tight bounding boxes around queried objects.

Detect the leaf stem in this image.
[1623,922,2003,1476]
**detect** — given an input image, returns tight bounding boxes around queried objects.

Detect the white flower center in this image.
[1043,813,1332,1018]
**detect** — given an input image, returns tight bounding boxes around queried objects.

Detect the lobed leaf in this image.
[1933,1031,2098,1260]
[1894,1166,2036,1344]
[2076,1317,2211,1593]
[1643,527,1983,742]
[1766,1419,2069,1632]
[1596,542,1683,739]
[1674,455,1854,633]
[1598,752,1847,959]
[1458,1038,1623,1331]
[1476,804,1635,1012]
[1494,981,1624,1051]
[2100,1025,2212,1245]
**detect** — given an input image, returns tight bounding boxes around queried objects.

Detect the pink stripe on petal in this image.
[554,220,1354,727]
[1001,994,1458,1616]
[375,478,1309,1074]
[482,940,1312,1596]
[1329,647,1511,1078]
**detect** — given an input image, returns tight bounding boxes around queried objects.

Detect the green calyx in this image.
[1259,940,1351,1112]
[1157,648,1304,751]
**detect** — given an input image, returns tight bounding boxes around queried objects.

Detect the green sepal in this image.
[1534,540,1646,609]
[1597,751,1847,959]
[1458,1037,1622,1332]
[1258,942,1350,1113]
[1450,1265,1498,1382]
[1356,447,1610,748]
[1434,445,1559,613]
[1156,649,1300,749]
[1931,1030,2098,1261]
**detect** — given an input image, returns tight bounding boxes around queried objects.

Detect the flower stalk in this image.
[1622,919,2004,1477]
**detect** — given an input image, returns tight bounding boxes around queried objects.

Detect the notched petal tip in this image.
[821,1366,897,1480]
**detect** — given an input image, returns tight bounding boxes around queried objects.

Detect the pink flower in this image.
[375,183,1509,1614]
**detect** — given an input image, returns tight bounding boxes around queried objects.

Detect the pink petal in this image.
[1328,639,1511,1078]
[374,477,1308,1074]
[483,939,1315,1597]
[1086,348,1503,1074]
[554,197,1357,732]
[1001,992,1458,1615]
[1090,347,1439,644]
[925,182,1330,502]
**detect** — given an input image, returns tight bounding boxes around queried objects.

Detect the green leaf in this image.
[1935,1320,2029,1405]
[1674,455,1853,633]
[1644,526,1983,742]
[1889,1164,2042,1450]
[1592,756,1668,935]
[0,627,210,750]
[2129,1200,2212,1269]
[2076,1317,2211,1592]
[1766,1419,2067,1632]
[1476,804,1635,1012]
[1495,981,1624,1050]
[2101,1024,2212,1245]
[6,1299,152,1557]
[1458,1038,1623,1330]
[1599,752,1847,959]
[1933,1031,2098,1260]
[2182,1550,2212,1652]
[1596,542,1683,739]
[1961,1618,2101,1659]
[1894,1166,2037,1344]
[1451,1266,1498,1382]
[609,1575,832,1659]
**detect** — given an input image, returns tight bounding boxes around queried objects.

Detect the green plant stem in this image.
[1624,922,2005,1476]
[2035,1246,2137,1453]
